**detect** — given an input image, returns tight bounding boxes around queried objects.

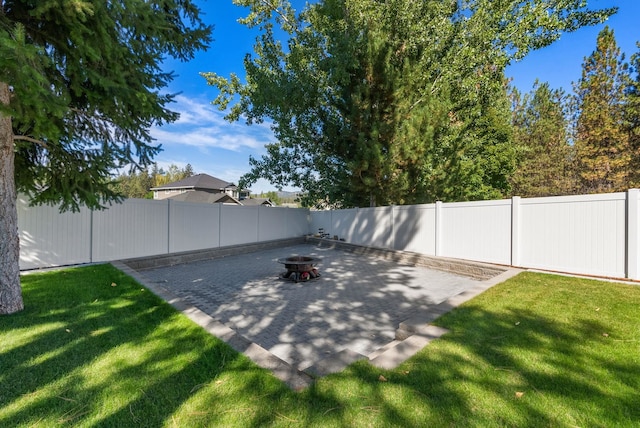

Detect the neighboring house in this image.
[150,173,273,206]
[150,173,245,201]
[240,198,275,207]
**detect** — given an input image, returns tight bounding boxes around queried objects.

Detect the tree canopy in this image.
[113,163,195,199]
[626,44,640,186]
[0,0,212,314]
[510,82,575,197]
[205,0,615,207]
[1,0,211,210]
[574,26,630,193]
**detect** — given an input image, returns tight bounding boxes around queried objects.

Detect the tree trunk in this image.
[0,82,24,314]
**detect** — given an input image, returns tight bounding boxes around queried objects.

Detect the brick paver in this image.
[140,244,481,371]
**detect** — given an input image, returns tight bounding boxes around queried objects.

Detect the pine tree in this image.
[625,43,640,186]
[510,81,576,197]
[0,1,212,314]
[112,168,154,199]
[574,26,630,194]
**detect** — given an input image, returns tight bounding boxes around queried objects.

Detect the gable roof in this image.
[150,173,233,191]
[167,190,241,205]
[241,198,274,207]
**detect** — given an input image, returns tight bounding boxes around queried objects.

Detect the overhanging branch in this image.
[13,134,50,150]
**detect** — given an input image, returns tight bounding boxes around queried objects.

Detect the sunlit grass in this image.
[1,265,638,426]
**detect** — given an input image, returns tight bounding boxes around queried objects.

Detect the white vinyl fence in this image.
[19,190,640,280]
[310,190,640,280]
[18,197,310,270]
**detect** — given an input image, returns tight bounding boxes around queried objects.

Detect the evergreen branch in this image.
[13,135,50,150]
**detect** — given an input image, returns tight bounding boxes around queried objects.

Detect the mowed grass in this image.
[1,264,639,427]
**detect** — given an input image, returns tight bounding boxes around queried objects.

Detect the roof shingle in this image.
[150,173,233,191]
[167,190,241,205]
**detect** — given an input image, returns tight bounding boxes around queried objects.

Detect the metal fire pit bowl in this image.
[277,256,321,282]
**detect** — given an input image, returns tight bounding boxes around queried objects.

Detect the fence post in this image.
[390,205,395,250]
[330,209,334,240]
[627,189,639,280]
[218,203,223,248]
[435,201,443,256]
[167,199,171,254]
[257,205,261,243]
[511,196,521,267]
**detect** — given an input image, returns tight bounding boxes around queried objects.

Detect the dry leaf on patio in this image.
[515,391,524,398]
[378,375,388,382]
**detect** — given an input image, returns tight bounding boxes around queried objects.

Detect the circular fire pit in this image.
[277,256,321,282]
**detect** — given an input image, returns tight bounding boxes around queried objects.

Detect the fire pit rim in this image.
[276,255,322,265]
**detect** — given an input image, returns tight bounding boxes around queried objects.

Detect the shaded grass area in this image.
[1,265,639,426]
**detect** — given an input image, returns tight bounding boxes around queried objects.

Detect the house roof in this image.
[241,198,274,207]
[150,173,234,191]
[167,191,242,205]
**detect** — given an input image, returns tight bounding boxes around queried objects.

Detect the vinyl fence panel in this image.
[256,206,310,241]
[220,205,259,246]
[627,189,640,280]
[309,210,333,236]
[519,193,626,278]
[284,207,311,238]
[169,200,220,253]
[440,199,512,265]
[392,204,436,255]
[332,208,358,242]
[258,206,287,241]
[350,206,393,248]
[17,196,92,270]
[92,199,169,262]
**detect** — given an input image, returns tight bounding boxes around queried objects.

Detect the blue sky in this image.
[151,0,639,193]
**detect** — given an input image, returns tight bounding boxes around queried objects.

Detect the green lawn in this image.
[1,264,639,427]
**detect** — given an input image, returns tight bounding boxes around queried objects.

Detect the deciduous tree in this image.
[205,0,614,207]
[0,1,212,314]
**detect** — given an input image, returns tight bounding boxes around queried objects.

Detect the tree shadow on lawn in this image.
[0,265,301,426]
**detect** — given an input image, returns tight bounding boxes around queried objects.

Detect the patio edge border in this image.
[306,237,507,280]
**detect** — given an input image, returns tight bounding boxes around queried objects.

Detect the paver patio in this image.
[115,242,518,389]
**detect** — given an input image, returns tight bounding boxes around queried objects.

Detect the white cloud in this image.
[146,95,297,193]
[171,95,228,126]
[151,95,275,152]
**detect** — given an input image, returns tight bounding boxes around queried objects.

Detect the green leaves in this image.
[206,0,614,207]
[510,82,575,197]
